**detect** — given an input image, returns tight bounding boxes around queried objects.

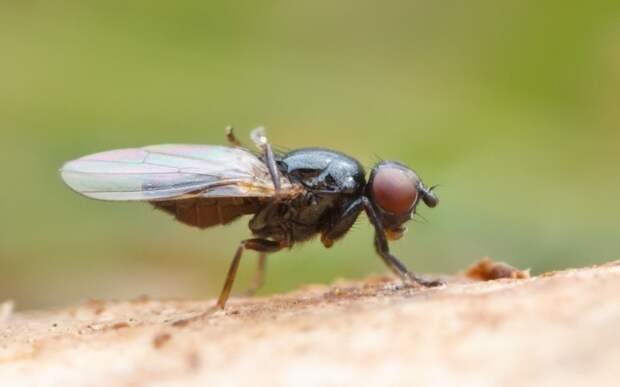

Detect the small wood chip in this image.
[465,257,530,281]
[111,322,130,330]
[153,332,172,349]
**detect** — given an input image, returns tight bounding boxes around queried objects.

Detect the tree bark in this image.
[1,260,618,387]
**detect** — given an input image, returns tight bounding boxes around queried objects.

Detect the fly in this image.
[60,127,443,311]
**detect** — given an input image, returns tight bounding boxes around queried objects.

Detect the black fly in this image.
[61,127,442,310]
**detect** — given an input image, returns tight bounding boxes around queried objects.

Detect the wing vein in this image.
[60,144,287,201]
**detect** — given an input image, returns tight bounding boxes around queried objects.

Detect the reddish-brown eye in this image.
[372,167,418,214]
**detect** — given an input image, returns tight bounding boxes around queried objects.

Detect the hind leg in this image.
[244,253,267,296]
[225,126,243,147]
[216,239,282,309]
[170,239,282,327]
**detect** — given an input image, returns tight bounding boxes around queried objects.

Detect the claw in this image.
[405,273,446,288]
[170,305,223,327]
[419,278,446,287]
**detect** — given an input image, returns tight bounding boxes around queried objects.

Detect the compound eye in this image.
[372,167,418,214]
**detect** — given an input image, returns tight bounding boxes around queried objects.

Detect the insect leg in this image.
[250,127,281,193]
[225,126,243,147]
[361,196,444,287]
[321,198,365,248]
[216,238,283,309]
[244,253,267,296]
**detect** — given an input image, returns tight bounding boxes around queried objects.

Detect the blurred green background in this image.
[1,1,619,309]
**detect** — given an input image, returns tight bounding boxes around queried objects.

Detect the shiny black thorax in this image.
[249,148,366,244]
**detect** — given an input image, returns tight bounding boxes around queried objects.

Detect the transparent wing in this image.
[60,145,292,201]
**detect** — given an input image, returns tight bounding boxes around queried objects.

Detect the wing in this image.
[60,144,294,201]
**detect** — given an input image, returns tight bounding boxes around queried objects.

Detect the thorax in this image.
[249,148,366,243]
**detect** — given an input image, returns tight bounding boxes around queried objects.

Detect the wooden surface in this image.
[0,260,618,387]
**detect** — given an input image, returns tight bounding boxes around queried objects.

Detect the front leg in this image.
[360,197,444,287]
[321,198,365,248]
